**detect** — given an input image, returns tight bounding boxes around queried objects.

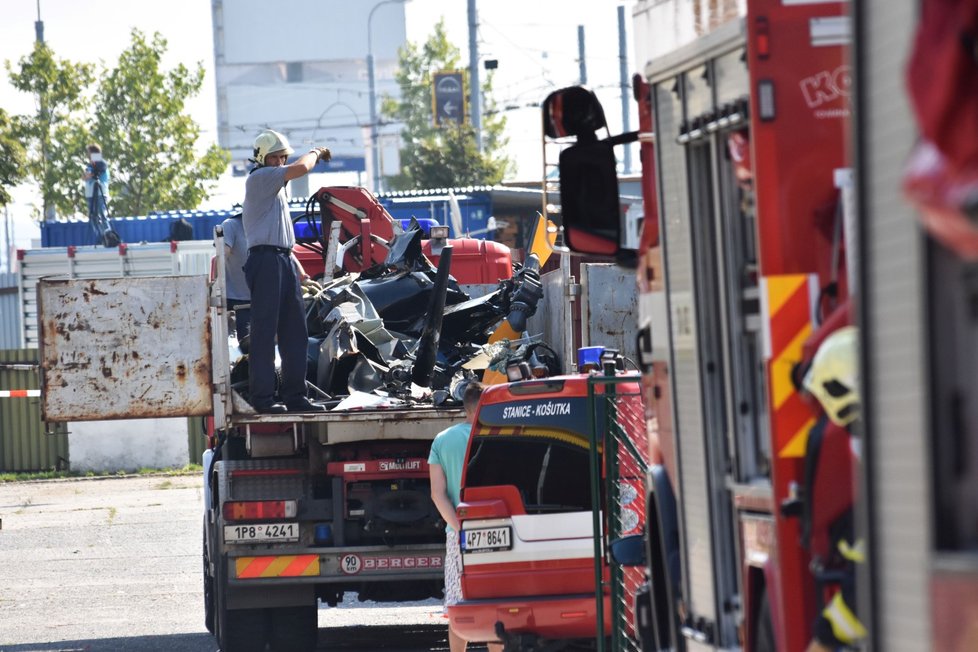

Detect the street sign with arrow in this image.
[432,71,466,127]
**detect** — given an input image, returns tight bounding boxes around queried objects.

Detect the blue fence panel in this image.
[38,190,499,247]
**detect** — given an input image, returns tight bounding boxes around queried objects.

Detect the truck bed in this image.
[231,405,465,444]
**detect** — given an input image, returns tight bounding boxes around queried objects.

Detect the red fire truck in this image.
[545,0,852,649]
[550,0,978,650]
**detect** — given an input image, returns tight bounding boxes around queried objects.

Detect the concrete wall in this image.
[68,419,190,473]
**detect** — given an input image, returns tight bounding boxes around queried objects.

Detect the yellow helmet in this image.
[253,129,294,165]
[803,326,859,427]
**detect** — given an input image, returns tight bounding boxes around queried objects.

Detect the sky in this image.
[0,0,637,265]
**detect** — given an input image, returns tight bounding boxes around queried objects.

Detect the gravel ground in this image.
[0,474,466,652]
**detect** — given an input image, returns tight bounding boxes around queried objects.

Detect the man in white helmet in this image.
[242,129,331,413]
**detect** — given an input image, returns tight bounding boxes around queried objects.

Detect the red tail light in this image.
[457,498,510,521]
[223,500,297,522]
[755,16,771,59]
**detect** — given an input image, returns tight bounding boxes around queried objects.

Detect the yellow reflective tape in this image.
[778,417,816,459]
[771,323,813,410]
[838,538,866,563]
[825,590,867,644]
[765,275,807,319]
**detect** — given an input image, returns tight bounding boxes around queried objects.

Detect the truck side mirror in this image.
[559,139,621,256]
[610,533,647,567]
[543,86,635,262]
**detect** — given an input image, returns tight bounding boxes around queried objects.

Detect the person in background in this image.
[220,213,251,344]
[242,128,330,414]
[428,382,503,652]
[83,143,109,219]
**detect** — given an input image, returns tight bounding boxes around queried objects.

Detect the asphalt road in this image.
[0,474,478,652]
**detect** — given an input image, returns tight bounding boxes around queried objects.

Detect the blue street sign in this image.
[432,71,465,127]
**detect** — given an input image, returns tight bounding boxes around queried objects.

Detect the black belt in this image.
[248,245,292,255]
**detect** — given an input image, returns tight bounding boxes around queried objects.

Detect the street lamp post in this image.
[367,0,406,194]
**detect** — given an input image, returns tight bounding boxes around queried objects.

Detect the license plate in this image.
[462,526,512,553]
[224,522,299,543]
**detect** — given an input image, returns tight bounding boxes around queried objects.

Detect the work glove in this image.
[311,147,332,163]
[302,277,323,295]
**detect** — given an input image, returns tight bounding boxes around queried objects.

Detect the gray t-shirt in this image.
[221,217,250,301]
[242,166,294,250]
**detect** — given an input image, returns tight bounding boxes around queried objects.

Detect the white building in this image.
[209,0,408,194]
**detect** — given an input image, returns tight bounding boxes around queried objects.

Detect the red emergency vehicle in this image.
[545,0,853,649]
[449,365,647,650]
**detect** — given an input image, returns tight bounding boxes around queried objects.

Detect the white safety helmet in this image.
[252,129,294,165]
[803,326,860,427]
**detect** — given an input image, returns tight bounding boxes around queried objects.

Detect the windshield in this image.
[465,431,593,514]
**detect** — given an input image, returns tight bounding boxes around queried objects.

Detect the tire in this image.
[268,605,318,652]
[215,553,267,652]
[754,590,777,652]
[203,521,215,634]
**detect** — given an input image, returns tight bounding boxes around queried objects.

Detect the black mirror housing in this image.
[543,86,609,138]
[543,86,638,260]
[610,533,647,567]
[559,140,621,256]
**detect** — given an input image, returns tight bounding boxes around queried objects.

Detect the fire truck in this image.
[546,0,852,649]
[549,0,978,650]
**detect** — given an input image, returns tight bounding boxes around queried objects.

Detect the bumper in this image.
[227,543,445,586]
[448,593,610,642]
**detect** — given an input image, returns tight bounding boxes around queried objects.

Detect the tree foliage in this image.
[6,41,94,218]
[90,30,229,217]
[381,20,512,191]
[5,31,229,220]
[0,108,28,207]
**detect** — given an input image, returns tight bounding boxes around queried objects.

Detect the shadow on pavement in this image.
[0,632,216,652]
[0,625,499,651]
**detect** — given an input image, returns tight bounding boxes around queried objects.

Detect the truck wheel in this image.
[203,522,215,634]
[268,605,318,652]
[215,554,267,652]
[753,591,777,652]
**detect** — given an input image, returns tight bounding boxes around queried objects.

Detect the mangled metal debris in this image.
[230,220,551,411]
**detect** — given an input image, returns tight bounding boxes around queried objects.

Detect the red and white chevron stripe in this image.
[0,389,41,398]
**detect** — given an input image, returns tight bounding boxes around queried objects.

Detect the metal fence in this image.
[0,273,21,350]
[588,373,649,652]
[0,349,68,472]
[187,415,210,467]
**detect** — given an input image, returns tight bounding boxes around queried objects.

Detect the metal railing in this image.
[588,371,649,652]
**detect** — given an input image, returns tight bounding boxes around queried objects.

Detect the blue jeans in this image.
[243,249,307,407]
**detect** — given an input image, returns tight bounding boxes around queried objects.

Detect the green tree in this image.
[381,20,512,191]
[90,30,229,217]
[6,41,94,219]
[0,108,28,207]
